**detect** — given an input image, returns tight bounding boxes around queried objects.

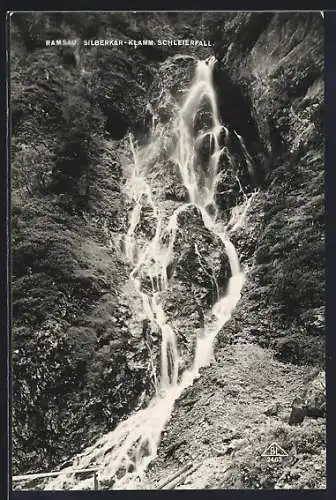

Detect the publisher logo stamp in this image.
[261,442,288,463]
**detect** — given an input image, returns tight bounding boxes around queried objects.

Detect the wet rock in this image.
[214,169,242,212]
[134,203,157,240]
[194,110,214,135]
[163,183,189,202]
[173,205,231,289]
[152,160,189,202]
[197,132,214,167]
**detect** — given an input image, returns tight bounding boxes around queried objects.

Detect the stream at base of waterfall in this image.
[44,56,253,491]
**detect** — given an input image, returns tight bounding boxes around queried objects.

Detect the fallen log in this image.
[158,462,201,490]
[13,468,99,482]
[163,463,200,490]
[156,462,193,490]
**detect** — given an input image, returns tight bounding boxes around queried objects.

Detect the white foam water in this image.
[44,55,251,491]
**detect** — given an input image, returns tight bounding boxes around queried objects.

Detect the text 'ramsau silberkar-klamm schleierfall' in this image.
[45,39,213,47]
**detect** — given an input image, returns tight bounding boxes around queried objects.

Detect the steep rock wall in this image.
[209,13,324,366]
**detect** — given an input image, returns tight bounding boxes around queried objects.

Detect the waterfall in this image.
[44,56,249,491]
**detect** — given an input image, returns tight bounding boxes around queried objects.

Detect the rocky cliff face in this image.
[144,12,325,490]
[11,12,325,490]
[210,13,324,368]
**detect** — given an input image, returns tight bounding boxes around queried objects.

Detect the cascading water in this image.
[44,56,251,491]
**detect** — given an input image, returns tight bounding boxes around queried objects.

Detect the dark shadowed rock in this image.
[288,397,306,425]
[305,371,326,418]
[289,371,326,425]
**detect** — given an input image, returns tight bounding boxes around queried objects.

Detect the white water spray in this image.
[44,56,251,491]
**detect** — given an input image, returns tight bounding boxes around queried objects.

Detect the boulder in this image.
[305,371,326,418]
